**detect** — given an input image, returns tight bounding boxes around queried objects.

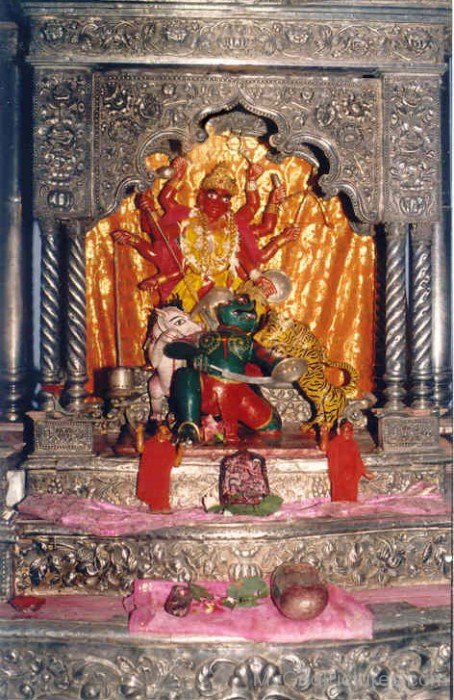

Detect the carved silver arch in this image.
[93,72,381,223]
[133,104,323,196]
[105,85,296,217]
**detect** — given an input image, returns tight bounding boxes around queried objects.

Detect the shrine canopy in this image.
[85,128,375,396]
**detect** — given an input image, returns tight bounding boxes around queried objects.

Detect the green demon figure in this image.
[164,293,305,443]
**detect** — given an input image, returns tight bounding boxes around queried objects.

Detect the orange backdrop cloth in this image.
[85,128,375,395]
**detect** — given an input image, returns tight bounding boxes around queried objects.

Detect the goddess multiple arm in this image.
[112,157,299,309]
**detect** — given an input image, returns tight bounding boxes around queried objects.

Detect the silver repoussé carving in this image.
[30,17,446,67]
[384,76,441,222]
[0,637,450,699]
[93,72,380,223]
[15,522,451,594]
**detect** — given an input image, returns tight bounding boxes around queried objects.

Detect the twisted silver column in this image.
[384,223,408,410]
[410,224,434,409]
[64,221,88,411]
[39,219,63,405]
[432,220,452,408]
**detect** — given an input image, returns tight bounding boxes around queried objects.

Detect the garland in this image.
[180,209,240,281]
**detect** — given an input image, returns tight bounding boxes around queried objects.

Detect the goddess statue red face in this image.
[197,187,232,221]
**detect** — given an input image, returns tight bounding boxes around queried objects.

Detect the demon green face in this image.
[215,294,259,333]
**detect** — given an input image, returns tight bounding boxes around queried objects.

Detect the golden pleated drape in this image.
[85,128,375,395]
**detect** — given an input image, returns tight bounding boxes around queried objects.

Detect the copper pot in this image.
[270,562,328,620]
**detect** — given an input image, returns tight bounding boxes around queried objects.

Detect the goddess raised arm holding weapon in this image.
[112,156,299,311]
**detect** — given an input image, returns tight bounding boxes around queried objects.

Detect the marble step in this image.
[14,510,451,595]
[0,596,450,700]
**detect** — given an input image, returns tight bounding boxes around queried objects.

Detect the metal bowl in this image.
[270,562,329,621]
[108,366,136,398]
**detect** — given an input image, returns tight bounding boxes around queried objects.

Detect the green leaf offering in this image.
[208,494,283,516]
[224,576,269,607]
[188,583,213,601]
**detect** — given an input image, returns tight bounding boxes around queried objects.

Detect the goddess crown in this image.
[200,163,237,196]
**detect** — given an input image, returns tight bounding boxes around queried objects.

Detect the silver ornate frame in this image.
[0,0,450,423]
[0,3,451,697]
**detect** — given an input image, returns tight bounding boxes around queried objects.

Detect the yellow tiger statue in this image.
[255,310,359,431]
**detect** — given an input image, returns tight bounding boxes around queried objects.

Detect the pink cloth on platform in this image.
[125,579,374,642]
[0,595,126,622]
[0,585,446,626]
[354,584,452,608]
[17,482,448,537]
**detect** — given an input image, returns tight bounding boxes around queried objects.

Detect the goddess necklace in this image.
[181,209,240,280]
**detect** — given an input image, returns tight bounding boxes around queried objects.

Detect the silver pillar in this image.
[63,220,88,411]
[432,220,452,408]
[0,24,31,421]
[383,223,408,410]
[410,224,434,409]
[39,217,63,408]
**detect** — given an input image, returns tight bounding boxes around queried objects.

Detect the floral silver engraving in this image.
[0,637,450,699]
[93,72,380,223]
[30,18,446,67]
[384,76,441,222]
[15,521,450,595]
[34,70,92,218]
